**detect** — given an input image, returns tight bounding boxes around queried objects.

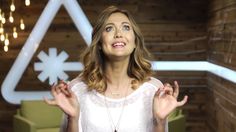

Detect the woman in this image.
[45,6,188,132]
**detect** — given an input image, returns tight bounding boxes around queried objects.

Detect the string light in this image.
[25,0,30,6]
[4,45,8,52]
[0,9,2,21]
[0,33,4,41]
[4,33,9,46]
[1,13,5,24]
[13,27,17,38]
[0,23,3,34]
[20,18,25,30]
[9,12,14,23]
[10,0,16,12]
[1,0,30,51]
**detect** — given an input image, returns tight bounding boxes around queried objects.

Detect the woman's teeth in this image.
[112,42,125,47]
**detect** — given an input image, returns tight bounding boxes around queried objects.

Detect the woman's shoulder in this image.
[68,76,87,92]
[145,77,164,90]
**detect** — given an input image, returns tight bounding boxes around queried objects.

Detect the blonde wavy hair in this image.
[80,6,153,93]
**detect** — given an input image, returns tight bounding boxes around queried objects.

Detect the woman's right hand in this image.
[44,80,80,119]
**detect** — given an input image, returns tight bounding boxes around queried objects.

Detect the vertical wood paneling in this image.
[206,73,236,132]
[207,0,236,131]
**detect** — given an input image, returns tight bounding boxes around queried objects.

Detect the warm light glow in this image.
[13,27,18,38]
[1,13,5,24]
[0,9,2,20]
[9,12,14,23]
[0,23,3,34]
[4,45,8,52]
[4,38,9,46]
[20,19,25,30]
[4,33,9,46]
[25,0,30,6]
[10,2,16,12]
[4,39,9,46]
[0,33,5,41]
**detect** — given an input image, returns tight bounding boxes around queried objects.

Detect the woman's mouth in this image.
[112,42,126,48]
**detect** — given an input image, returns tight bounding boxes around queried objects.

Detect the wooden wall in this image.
[206,0,236,132]
[0,0,209,131]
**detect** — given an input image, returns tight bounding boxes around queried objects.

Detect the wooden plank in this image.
[208,73,236,103]
[208,51,236,69]
[206,72,236,132]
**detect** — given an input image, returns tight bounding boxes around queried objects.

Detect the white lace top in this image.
[60,77,168,132]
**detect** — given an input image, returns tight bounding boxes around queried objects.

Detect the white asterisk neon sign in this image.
[34,48,83,85]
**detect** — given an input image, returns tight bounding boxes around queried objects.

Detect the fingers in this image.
[177,95,188,107]
[154,88,162,97]
[51,80,71,97]
[44,97,57,106]
[163,81,180,99]
[163,83,173,95]
[66,85,75,98]
[59,81,72,97]
[173,81,179,98]
[51,84,57,97]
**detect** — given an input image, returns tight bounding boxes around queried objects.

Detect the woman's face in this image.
[101,12,136,60]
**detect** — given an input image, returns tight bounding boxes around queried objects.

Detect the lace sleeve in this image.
[68,77,87,102]
[148,77,164,91]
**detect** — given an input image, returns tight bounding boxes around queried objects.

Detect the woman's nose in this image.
[114,29,122,38]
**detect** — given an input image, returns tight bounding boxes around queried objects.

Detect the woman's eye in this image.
[123,25,130,31]
[105,26,113,32]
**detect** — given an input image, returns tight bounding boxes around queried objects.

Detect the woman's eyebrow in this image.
[105,21,130,26]
[105,23,115,26]
[122,22,131,25]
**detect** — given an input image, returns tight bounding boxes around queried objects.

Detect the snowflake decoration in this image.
[34,48,83,85]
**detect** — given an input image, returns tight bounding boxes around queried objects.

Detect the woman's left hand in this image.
[153,81,188,120]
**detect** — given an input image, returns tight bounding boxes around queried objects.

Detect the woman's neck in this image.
[105,58,130,86]
[104,58,134,98]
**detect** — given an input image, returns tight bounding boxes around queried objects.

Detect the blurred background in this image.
[0,0,235,132]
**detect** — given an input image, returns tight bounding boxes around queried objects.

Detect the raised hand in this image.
[44,80,80,118]
[153,81,188,120]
